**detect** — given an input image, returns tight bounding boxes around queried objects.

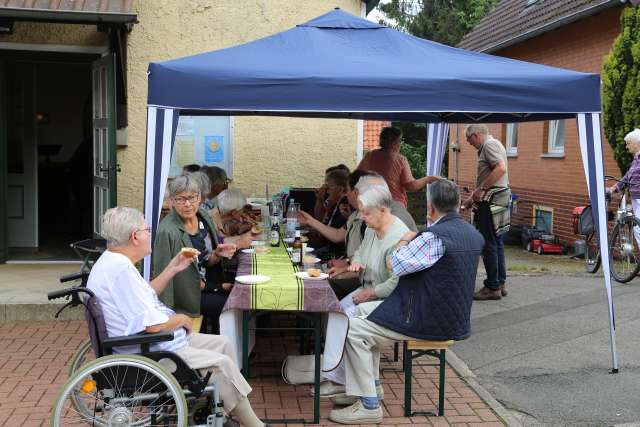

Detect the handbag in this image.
[281,354,323,385]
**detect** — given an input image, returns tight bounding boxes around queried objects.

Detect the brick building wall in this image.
[364,120,390,151]
[450,6,624,246]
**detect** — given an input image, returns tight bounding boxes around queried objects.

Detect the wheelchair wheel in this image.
[68,339,96,418]
[585,232,601,274]
[69,339,94,374]
[610,216,640,283]
[51,354,188,427]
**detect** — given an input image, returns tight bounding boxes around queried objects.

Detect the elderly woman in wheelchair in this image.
[51,207,270,427]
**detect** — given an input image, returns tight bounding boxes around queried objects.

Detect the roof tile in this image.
[459,0,618,52]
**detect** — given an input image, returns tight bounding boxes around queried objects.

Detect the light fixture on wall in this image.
[36,112,50,124]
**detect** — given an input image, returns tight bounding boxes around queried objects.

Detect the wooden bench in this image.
[403,339,454,417]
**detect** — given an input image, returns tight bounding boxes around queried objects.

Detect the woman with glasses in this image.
[356,126,438,207]
[154,173,236,334]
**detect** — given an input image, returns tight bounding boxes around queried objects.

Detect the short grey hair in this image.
[624,128,640,145]
[357,184,392,210]
[168,174,202,198]
[190,171,211,195]
[217,188,247,214]
[355,172,388,193]
[101,206,145,247]
[429,179,460,214]
[465,124,489,138]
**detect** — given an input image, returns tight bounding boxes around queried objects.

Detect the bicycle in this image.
[580,176,640,283]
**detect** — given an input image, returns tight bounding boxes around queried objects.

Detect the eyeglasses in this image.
[173,195,200,205]
[134,227,152,235]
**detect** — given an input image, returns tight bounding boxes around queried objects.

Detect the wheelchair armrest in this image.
[101,331,174,354]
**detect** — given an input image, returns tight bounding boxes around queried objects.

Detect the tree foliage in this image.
[378,0,500,47]
[376,1,497,179]
[602,6,640,174]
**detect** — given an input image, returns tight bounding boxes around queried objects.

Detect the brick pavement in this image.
[0,320,504,427]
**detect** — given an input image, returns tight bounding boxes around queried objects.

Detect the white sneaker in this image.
[329,400,383,424]
[309,381,346,398]
[332,384,384,406]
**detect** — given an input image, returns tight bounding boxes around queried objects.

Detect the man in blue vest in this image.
[328,179,484,425]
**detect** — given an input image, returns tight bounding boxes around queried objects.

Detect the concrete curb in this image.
[0,303,83,323]
[447,349,523,427]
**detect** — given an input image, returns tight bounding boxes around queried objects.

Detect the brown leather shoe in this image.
[473,286,502,301]
[500,284,507,297]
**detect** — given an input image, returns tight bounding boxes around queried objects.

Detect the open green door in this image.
[92,54,117,237]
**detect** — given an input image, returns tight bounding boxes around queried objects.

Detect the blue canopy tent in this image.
[145,9,617,370]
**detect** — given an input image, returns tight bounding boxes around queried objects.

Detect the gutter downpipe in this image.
[480,0,624,53]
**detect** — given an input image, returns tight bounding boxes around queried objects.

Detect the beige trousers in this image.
[343,301,412,397]
[175,333,252,412]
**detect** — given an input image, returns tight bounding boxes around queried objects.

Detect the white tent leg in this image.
[577,113,619,373]
[425,122,449,202]
[142,107,177,281]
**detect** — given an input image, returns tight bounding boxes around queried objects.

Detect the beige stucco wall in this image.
[125,0,362,206]
[1,0,363,209]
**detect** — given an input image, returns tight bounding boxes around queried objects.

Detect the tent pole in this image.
[577,113,619,373]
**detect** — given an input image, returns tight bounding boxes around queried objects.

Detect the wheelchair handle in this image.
[60,271,89,284]
[47,286,94,301]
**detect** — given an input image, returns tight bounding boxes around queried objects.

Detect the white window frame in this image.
[533,205,554,234]
[506,123,518,155]
[547,120,565,154]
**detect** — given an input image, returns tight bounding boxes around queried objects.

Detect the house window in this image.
[169,116,234,178]
[547,120,565,154]
[505,123,518,155]
[533,205,553,234]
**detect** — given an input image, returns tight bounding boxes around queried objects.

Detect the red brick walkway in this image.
[0,321,504,426]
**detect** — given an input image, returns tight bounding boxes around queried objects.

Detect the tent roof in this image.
[147,9,600,123]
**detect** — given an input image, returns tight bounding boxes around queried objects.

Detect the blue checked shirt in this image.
[391,231,445,277]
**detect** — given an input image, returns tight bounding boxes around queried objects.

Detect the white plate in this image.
[295,271,329,280]
[283,237,294,244]
[235,275,270,285]
[251,240,266,246]
[286,246,314,253]
[241,248,255,254]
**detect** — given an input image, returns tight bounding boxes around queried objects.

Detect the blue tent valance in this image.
[147,9,599,123]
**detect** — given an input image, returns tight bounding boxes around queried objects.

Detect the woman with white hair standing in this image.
[608,128,640,243]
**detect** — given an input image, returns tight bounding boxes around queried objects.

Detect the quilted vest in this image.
[367,213,484,340]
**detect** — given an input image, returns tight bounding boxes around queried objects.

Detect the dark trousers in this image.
[201,291,228,334]
[328,276,361,300]
[477,203,506,290]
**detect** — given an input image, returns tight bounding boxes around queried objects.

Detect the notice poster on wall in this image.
[174,135,196,166]
[169,116,233,178]
[204,135,224,163]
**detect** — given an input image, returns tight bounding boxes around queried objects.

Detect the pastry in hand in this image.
[254,246,270,254]
[306,268,321,277]
[180,247,199,259]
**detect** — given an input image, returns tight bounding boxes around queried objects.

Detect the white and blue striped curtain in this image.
[577,113,618,372]
[143,107,179,281]
[425,122,449,204]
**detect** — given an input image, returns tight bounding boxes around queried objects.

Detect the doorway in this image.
[2,52,98,261]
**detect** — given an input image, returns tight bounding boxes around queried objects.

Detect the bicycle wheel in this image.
[610,216,640,283]
[51,354,188,427]
[585,232,601,273]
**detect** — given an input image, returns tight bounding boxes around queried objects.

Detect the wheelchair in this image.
[48,282,225,427]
